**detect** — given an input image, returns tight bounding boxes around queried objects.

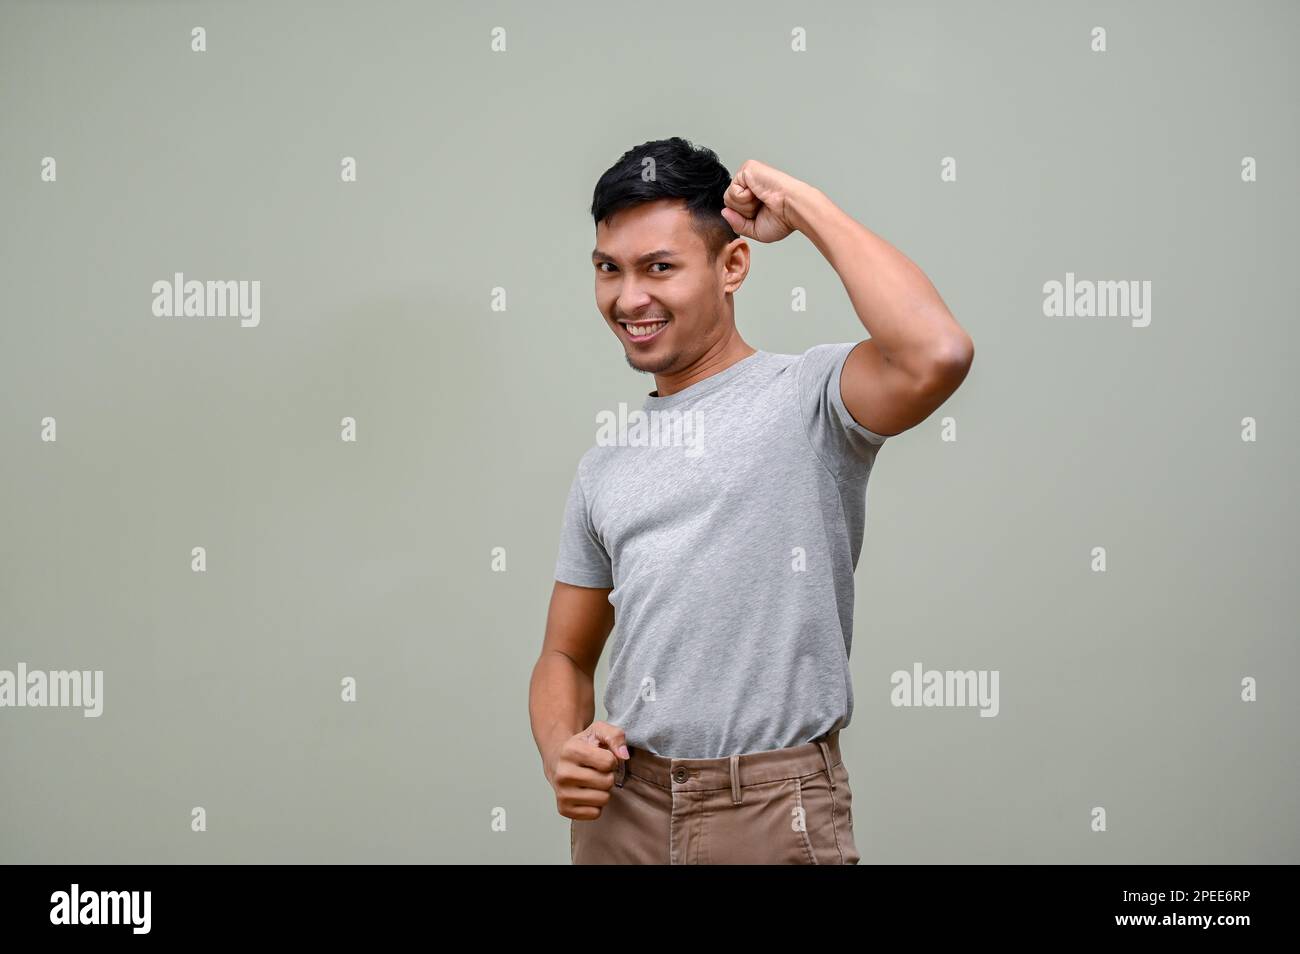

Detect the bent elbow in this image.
[926,335,974,390]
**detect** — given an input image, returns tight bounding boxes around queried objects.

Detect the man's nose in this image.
[615,288,653,315]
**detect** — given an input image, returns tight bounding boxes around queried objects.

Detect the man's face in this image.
[592,199,735,375]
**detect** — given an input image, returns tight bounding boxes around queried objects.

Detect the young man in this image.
[529,137,973,864]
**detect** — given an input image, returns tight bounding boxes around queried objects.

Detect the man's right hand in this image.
[547,721,630,820]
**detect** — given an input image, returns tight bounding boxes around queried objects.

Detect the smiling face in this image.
[592,199,747,375]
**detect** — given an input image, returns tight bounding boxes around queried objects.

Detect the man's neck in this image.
[651,335,757,399]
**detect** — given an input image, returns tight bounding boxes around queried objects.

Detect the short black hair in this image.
[591,137,738,262]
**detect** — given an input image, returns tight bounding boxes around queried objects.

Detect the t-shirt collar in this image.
[642,350,768,411]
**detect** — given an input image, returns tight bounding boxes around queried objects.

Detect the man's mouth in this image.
[618,318,670,343]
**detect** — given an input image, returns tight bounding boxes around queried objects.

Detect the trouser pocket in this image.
[794,761,860,864]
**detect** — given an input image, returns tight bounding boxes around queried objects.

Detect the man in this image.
[528,137,973,864]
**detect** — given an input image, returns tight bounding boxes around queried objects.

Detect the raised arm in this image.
[721,159,975,439]
[789,185,973,437]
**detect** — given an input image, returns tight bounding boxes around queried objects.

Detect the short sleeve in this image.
[796,341,890,480]
[554,461,614,588]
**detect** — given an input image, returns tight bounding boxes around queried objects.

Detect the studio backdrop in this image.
[1,0,1296,863]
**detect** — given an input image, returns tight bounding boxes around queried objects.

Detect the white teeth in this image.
[627,321,667,337]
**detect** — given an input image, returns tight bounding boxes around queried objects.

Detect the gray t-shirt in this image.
[554,343,889,759]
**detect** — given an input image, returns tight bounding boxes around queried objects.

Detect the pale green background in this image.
[1,0,1296,863]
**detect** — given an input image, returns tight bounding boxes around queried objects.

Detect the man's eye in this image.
[596,262,671,273]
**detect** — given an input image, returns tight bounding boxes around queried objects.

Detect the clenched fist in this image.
[720,158,814,244]
[547,721,630,820]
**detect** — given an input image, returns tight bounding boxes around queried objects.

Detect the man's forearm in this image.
[786,184,972,376]
[529,651,595,783]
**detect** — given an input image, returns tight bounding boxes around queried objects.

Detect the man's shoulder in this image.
[573,441,623,480]
[760,342,856,373]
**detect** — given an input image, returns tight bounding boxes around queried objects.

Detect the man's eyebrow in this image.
[591,248,679,265]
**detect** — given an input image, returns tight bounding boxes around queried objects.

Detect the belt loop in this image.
[615,753,627,788]
[817,740,836,790]
[730,755,742,804]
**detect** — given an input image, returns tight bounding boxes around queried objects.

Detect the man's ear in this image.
[721,238,750,294]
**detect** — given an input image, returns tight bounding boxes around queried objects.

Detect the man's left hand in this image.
[720,159,813,244]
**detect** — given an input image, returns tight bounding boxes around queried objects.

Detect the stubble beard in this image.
[625,348,681,375]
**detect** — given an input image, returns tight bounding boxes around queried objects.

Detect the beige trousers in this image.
[571,729,860,864]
